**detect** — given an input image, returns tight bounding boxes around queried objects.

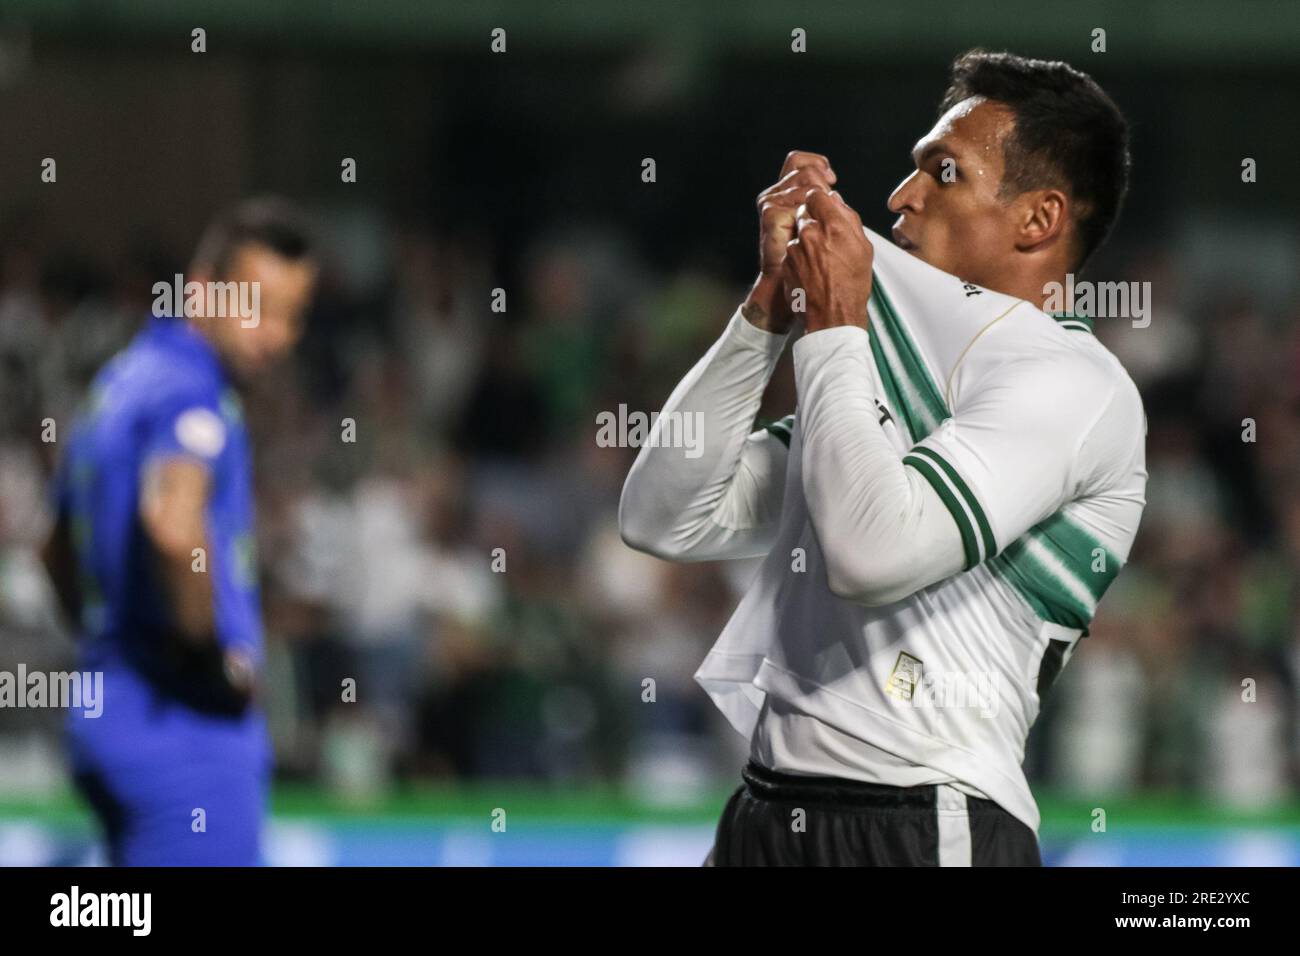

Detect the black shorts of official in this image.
[708,761,1041,866]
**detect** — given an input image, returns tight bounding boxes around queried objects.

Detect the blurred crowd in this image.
[0,208,1297,809]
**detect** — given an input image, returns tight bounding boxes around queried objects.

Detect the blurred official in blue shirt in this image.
[41,199,319,865]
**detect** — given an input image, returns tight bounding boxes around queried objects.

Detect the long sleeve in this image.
[792,320,1136,607]
[619,307,791,562]
[792,325,966,605]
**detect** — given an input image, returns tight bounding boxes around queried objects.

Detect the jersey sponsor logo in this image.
[884,651,923,702]
[174,406,227,458]
[873,398,893,427]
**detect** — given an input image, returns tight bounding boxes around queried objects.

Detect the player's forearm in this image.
[140,458,218,646]
[739,273,793,334]
[793,327,964,605]
[155,538,216,644]
[619,306,789,560]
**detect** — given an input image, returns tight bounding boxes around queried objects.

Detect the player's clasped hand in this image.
[757,151,837,281]
[745,151,838,334]
[783,186,875,333]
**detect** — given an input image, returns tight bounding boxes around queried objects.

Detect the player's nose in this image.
[887,170,924,215]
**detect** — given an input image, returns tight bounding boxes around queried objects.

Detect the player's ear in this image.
[1015,188,1068,253]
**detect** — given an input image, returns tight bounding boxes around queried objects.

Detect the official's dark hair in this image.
[940,49,1130,270]
[191,196,315,278]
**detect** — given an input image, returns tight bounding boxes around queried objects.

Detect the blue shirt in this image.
[54,316,263,675]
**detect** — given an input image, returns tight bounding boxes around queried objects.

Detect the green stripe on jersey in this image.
[1050,312,1095,334]
[871,277,949,431]
[863,277,1118,628]
[761,414,795,447]
[904,453,979,569]
[907,444,997,561]
[986,512,1120,629]
[868,324,926,443]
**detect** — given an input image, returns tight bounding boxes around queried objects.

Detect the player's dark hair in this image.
[191,196,316,278]
[940,49,1130,270]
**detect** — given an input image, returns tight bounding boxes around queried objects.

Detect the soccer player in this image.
[41,199,318,865]
[619,51,1146,865]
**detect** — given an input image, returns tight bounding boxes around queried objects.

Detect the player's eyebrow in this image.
[912,141,956,168]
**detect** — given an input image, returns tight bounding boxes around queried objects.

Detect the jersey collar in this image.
[1049,312,1095,334]
[142,314,226,375]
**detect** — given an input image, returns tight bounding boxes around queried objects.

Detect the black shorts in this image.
[709,761,1041,866]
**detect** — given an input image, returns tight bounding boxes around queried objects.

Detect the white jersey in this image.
[619,227,1147,833]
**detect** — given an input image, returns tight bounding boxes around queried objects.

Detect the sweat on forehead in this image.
[920,97,1015,156]
[911,98,1015,192]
